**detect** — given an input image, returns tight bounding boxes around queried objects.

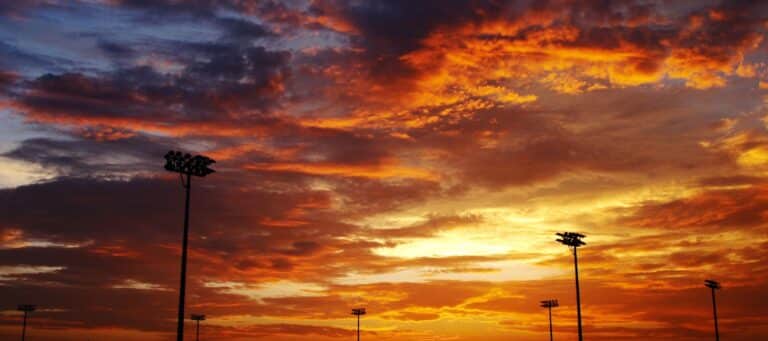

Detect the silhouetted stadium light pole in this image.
[540,299,559,341]
[351,308,366,341]
[556,232,586,341]
[190,314,206,341]
[164,150,216,341]
[705,280,722,341]
[17,304,35,341]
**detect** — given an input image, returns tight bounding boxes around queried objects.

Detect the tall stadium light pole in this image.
[556,232,586,341]
[705,280,721,341]
[17,304,35,341]
[540,299,559,341]
[190,314,206,341]
[351,308,366,341]
[164,151,216,341]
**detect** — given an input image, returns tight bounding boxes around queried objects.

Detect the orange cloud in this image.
[243,160,437,180]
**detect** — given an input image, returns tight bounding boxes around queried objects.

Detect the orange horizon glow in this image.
[1,1,768,340]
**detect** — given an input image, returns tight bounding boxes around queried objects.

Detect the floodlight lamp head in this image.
[705,279,721,290]
[17,304,36,312]
[164,150,216,177]
[540,299,559,308]
[351,308,367,316]
[556,232,586,247]
[190,314,206,321]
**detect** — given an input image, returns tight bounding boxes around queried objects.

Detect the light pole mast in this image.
[17,305,35,341]
[351,308,366,341]
[556,232,586,341]
[540,299,559,341]
[164,151,216,341]
[705,280,721,341]
[191,314,206,341]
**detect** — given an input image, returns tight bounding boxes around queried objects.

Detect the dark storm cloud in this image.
[303,0,766,94]
[0,70,15,91]
[20,71,152,117]
[0,173,440,282]
[215,17,274,41]
[253,0,306,27]
[2,0,289,135]
[0,176,346,245]
[2,136,168,176]
[674,0,768,63]
[96,39,136,62]
[0,245,178,292]
[0,41,73,73]
[182,44,287,87]
[114,0,238,16]
[15,44,290,129]
[311,0,507,54]
[0,1,55,16]
[0,174,460,334]
[0,282,177,332]
[0,177,326,292]
[308,0,510,81]
[114,0,275,41]
[0,178,185,242]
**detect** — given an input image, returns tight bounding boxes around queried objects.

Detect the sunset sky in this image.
[1,0,768,340]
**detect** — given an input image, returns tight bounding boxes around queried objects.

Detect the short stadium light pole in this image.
[540,299,559,341]
[351,308,366,341]
[17,304,36,341]
[164,150,216,341]
[556,232,586,341]
[190,314,206,341]
[705,280,722,341]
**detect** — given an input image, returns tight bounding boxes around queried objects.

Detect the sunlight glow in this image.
[204,280,327,301]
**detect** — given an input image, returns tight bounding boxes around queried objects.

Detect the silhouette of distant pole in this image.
[191,314,206,341]
[351,308,366,341]
[556,232,586,341]
[705,280,721,341]
[17,305,35,341]
[164,151,216,341]
[540,299,559,341]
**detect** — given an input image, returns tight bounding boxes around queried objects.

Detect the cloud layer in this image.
[1,1,768,340]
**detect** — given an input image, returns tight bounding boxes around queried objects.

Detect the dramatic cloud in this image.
[1,1,768,340]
